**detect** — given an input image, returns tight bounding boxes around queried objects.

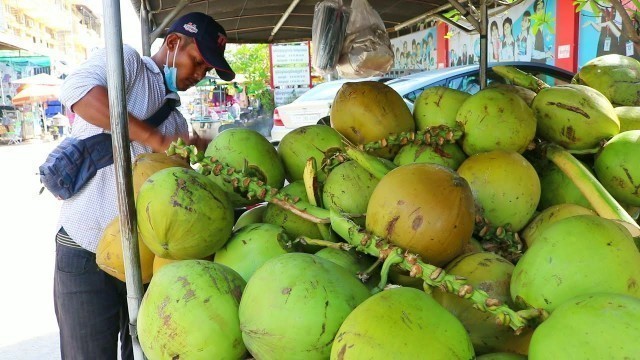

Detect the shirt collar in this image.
[142,56,161,74]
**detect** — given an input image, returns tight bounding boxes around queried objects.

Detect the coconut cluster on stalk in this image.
[97,54,640,359]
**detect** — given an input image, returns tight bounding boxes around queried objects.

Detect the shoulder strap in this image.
[144,97,177,128]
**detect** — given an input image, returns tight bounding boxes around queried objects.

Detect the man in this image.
[54,12,234,360]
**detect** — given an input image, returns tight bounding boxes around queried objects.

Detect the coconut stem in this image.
[345,146,395,179]
[541,142,640,232]
[358,125,463,152]
[492,66,550,93]
[474,215,523,262]
[329,208,533,332]
[167,140,331,224]
[303,158,333,240]
[372,251,403,294]
[295,236,352,251]
[359,258,382,282]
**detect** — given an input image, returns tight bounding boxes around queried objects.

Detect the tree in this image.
[226,44,274,113]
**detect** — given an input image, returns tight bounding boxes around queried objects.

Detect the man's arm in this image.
[71,86,174,153]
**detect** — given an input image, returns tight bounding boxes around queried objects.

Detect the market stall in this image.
[102,1,638,359]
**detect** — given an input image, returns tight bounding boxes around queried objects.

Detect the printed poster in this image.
[448,0,557,66]
[578,2,640,68]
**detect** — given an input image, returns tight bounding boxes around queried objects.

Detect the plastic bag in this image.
[336,0,394,78]
[312,0,350,74]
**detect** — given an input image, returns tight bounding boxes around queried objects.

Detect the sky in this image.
[85,0,144,52]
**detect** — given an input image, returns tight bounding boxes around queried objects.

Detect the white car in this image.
[270,77,391,142]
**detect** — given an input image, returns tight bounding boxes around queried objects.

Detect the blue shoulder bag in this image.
[39,98,177,200]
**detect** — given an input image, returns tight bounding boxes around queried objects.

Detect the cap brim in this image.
[195,41,235,81]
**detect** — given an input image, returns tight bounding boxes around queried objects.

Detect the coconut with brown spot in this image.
[365,163,475,267]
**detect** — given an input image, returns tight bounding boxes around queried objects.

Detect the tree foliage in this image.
[226,44,274,112]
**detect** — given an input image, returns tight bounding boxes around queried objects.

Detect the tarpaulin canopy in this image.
[11,84,60,106]
[133,0,467,44]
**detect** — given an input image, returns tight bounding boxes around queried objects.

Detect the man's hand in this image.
[187,130,211,152]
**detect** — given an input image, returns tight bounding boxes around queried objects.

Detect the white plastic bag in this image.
[312,0,350,74]
[336,0,394,78]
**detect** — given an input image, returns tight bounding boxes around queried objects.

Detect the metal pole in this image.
[102,1,146,359]
[149,0,192,43]
[479,0,488,89]
[140,0,151,56]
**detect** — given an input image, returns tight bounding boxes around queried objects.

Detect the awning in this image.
[134,0,458,43]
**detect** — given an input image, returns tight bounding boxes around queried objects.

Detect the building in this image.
[0,0,103,99]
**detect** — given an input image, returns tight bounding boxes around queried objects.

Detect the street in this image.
[0,140,62,360]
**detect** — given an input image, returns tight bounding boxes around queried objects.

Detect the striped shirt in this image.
[57,45,188,252]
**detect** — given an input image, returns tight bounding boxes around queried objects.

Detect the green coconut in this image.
[521,203,596,248]
[413,86,471,130]
[393,142,467,170]
[531,84,620,150]
[511,215,640,312]
[330,81,415,159]
[277,125,344,182]
[529,293,640,359]
[214,223,293,282]
[330,287,474,359]
[432,252,532,356]
[594,130,640,206]
[456,87,536,156]
[457,150,540,232]
[366,163,475,267]
[476,353,527,360]
[614,106,640,132]
[263,181,324,250]
[538,160,593,210]
[322,161,379,227]
[138,260,246,360]
[575,54,640,106]
[205,128,285,207]
[239,253,370,360]
[136,167,233,260]
[233,203,267,230]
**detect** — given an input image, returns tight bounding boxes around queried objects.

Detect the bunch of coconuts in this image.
[97,54,640,360]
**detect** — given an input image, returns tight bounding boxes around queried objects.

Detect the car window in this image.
[447,75,484,94]
[402,80,447,103]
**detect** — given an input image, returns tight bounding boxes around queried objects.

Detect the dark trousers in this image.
[54,229,133,360]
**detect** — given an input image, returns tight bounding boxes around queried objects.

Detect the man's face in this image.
[523,17,530,29]
[536,1,544,14]
[168,35,214,91]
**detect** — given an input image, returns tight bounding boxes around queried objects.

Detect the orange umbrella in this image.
[11,84,60,106]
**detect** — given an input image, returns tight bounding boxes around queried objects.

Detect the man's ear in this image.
[165,33,181,52]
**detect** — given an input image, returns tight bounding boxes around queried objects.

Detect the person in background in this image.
[500,17,515,61]
[532,0,554,63]
[490,21,501,62]
[229,99,242,121]
[53,12,235,360]
[517,11,533,61]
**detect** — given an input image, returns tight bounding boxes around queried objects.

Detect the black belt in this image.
[56,227,83,249]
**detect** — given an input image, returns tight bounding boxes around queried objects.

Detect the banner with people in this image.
[578,2,640,68]
[390,25,439,71]
[448,0,557,66]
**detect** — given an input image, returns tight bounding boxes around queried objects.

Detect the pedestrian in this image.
[53,12,235,360]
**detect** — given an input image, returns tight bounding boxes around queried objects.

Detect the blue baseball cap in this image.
[168,12,235,81]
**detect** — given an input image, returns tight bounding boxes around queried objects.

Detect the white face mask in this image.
[163,39,180,92]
